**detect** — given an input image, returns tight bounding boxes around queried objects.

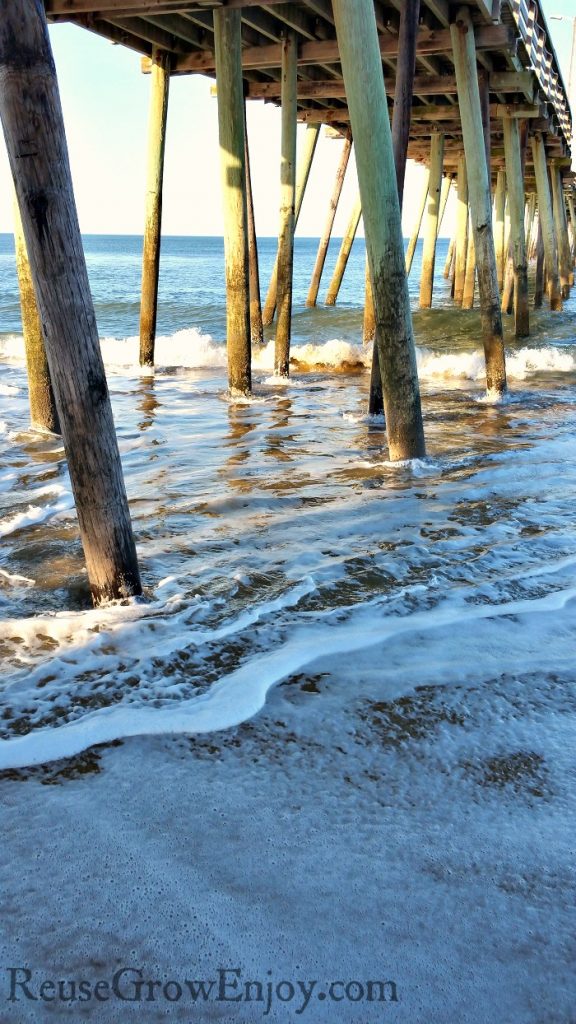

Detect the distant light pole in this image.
[550,14,576,169]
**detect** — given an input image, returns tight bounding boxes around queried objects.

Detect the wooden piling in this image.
[419,133,445,308]
[263,121,320,326]
[502,116,529,337]
[438,174,453,238]
[13,196,60,435]
[363,257,376,344]
[462,211,476,310]
[405,170,430,275]
[214,8,252,394]
[369,0,420,418]
[333,0,425,460]
[531,134,562,311]
[274,31,298,377]
[501,253,514,315]
[443,236,455,279]
[306,134,352,307]
[567,196,576,263]
[494,170,506,290]
[525,192,536,251]
[139,51,170,368]
[391,0,420,205]
[0,0,141,604]
[551,165,572,298]
[325,194,362,305]
[451,7,506,395]
[454,154,468,305]
[534,216,544,308]
[244,107,264,345]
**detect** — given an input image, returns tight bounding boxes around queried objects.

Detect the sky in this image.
[0,1,573,239]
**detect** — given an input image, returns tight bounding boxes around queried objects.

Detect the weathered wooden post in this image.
[567,195,576,263]
[263,121,319,326]
[13,196,60,435]
[551,165,572,297]
[391,0,420,201]
[531,133,562,311]
[306,134,352,307]
[501,253,514,315]
[139,50,170,368]
[244,107,264,345]
[325,194,362,305]
[502,116,529,337]
[534,216,544,308]
[462,210,476,309]
[494,170,506,290]
[363,256,376,344]
[419,133,445,308]
[451,7,506,395]
[214,8,252,394]
[333,0,425,459]
[438,174,453,237]
[405,170,430,275]
[443,236,455,279]
[0,0,141,604]
[454,154,469,305]
[525,192,536,251]
[274,31,298,377]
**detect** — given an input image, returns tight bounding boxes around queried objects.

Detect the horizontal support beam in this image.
[242,70,536,100]
[296,102,546,125]
[148,23,516,74]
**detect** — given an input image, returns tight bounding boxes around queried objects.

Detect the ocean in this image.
[0,232,575,1021]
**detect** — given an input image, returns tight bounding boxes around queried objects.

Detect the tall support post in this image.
[494,170,506,289]
[370,0,419,415]
[443,235,455,279]
[391,0,420,203]
[244,106,263,345]
[437,174,453,238]
[551,165,572,296]
[567,196,576,262]
[139,51,170,368]
[263,121,319,326]
[525,192,536,251]
[462,210,476,309]
[13,196,60,435]
[451,7,506,395]
[325,194,362,305]
[531,133,562,311]
[274,31,298,377]
[502,116,529,337]
[333,0,425,459]
[0,0,141,604]
[214,8,251,394]
[306,134,351,307]
[405,170,430,275]
[534,216,544,308]
[363,256,376,343]
[501,252,514,315]
[419,132,445,308]
[454,154,469,304]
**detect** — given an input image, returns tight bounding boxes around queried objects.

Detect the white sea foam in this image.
[0,486,74,537]
[0,583,574,769]
[417,345,576,382]
[0,383,20,395]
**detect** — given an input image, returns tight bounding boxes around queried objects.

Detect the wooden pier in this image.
[0,0,574,603]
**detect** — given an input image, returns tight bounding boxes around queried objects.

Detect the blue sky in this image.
[0,1,573,237]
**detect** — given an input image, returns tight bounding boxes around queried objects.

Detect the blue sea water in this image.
[0,232,446,343]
